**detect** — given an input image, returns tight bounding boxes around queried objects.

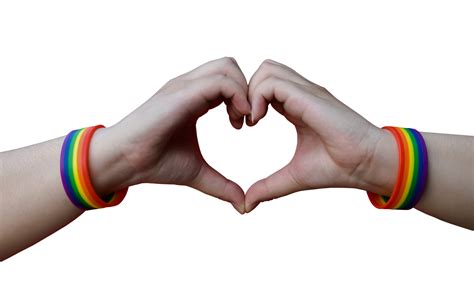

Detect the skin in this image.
[244,59,474,230]
[0,58,473,261]
[0,57,250,261]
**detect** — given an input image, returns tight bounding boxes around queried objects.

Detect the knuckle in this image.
[260,59,273,70]
[162,76,182,90]
[258,59,278,77]
[220,56,236,66]
[263,58,276,65]
[317,85,332,97]
[164,76,177,86]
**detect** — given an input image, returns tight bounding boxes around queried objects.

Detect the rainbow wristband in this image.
[60,125,128,210]
[367,127,428,209]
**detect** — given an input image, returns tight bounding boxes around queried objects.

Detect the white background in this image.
[1,0,473,288]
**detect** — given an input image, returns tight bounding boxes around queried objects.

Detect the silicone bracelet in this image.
[366,127,428,209]
[60,125,128,210]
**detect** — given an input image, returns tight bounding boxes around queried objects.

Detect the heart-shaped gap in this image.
[197,105,296,192]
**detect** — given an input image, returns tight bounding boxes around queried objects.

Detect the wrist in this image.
[88,125,136,198]
[356,128,398,196]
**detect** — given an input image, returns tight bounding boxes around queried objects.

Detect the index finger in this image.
[184,57,248,95]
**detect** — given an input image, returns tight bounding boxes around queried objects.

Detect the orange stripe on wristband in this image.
[366,127,428,210]
[60,125,128,210]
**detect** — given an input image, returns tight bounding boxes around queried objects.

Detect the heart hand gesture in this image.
[95,57,396,214]
[3,57,472,262]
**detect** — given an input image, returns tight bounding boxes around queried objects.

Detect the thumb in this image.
[245,164,303,213]
[189,163,245,214]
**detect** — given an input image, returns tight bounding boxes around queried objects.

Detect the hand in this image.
[244,60,398,212]
[90,57,250,214]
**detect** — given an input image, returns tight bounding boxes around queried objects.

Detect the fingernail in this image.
[232,202,245,215]
[239,203,246,215]
[247,202,260,213]
[245,203,252,213]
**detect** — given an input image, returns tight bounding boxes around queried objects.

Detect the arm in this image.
[0,129,131,261]
[367,131,474,228]
[244,59,474,230]
[0,57,250,261]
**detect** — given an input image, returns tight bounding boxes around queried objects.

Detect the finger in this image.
[249,59,308,94]
[188,74,250,117]
[246,83,270,127]
[247,60,309,110]
[263,59,316,85]
[190,163,246,214]
[245,164,303,213]
[185,57,248,95]
[226,103,244,129]
[249,76,307,124]
[246,76,290,126]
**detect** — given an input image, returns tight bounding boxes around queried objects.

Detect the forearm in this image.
[361,131,474,229]
[414,133,474,229]
[0,136,82,260]
[0,126,134,260]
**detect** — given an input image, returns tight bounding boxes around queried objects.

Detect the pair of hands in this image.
[95,57,396,214]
